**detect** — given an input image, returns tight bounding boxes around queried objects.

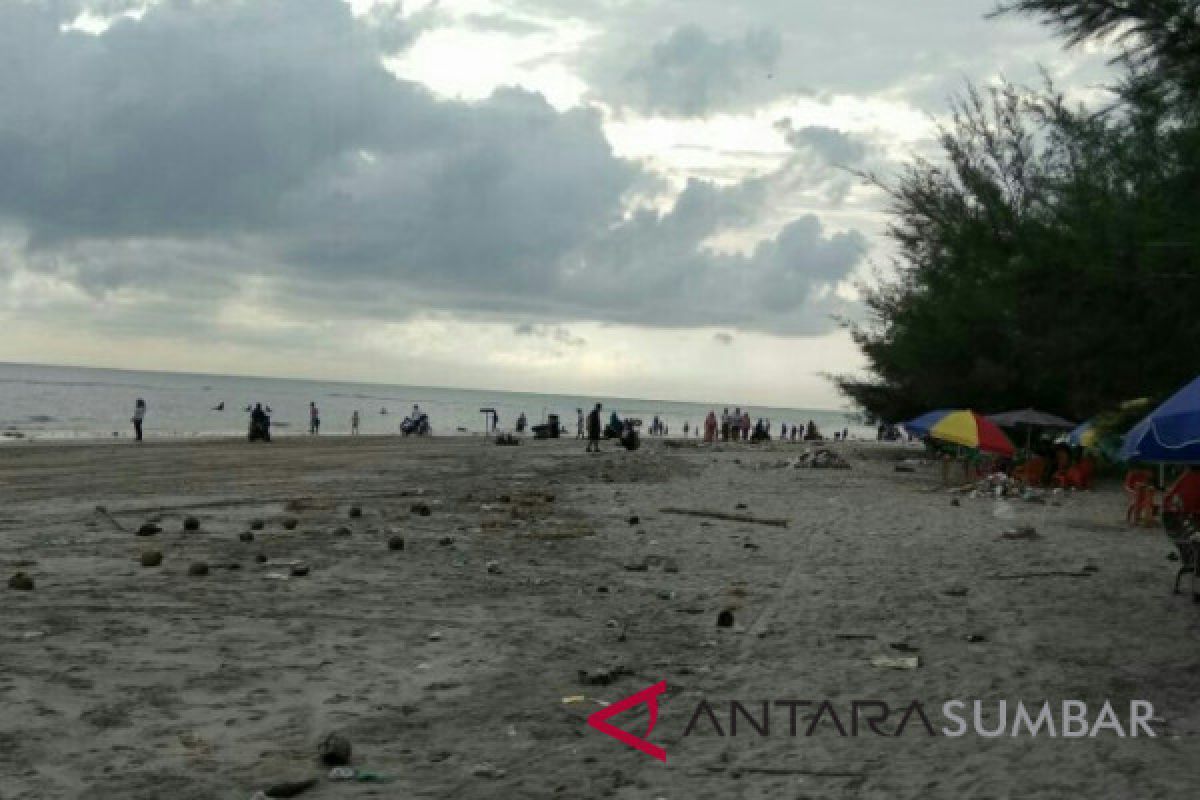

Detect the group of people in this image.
[126,398,430,441]
[696,409,837,444]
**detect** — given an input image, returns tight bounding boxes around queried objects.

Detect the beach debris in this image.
[388,535,406,551]
[561,695,587,705]
[332,526,352,538]
[578,665,631,686]
[8,572,34,591]
[262,779,318,798]
[140,550,163,568]
[265,572,290,581]
[792,449,851,470]
[290,565,310,578]
[318,732,353,766]
[486,560,502,574]
[889,642,919,653]
[471,764,506,780]
[951,498,961,507]
[239,531,255,542]
[662,558,680,574]
[965,634,988,643]
[716,609,735,628]
[182,516,200,532]
[412,502,432,516]
[735,503,748,510]
[627,515,640,526]
[428,631,443,641]
[187,562,209,577]
[894,465,916,473]
[255,553,268,563]
[871,655,919,670]
[743,542,760,550]
[438,536,455,547]
[495,434,520,446]
[660,508,788,528]
[251,519,265,530]
[281,517,299,530]
[329,767,395,784]
[1167,551,1180,562]
[348,506,363,518]
[987,570,1094,580]
[136,522,162,537]
[834,633,876,640]
[999,526,1039,541]
[942,586,970,597]
[623,559,649,572]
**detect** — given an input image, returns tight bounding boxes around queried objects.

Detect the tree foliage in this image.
[837,0,1200,423]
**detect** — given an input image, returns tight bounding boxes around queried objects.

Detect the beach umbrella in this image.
[988,409,1075,454]
[1120,376,1200,463]
[904,409,1015,457]
[1067,420,1098,448]
[988,409,1075,429]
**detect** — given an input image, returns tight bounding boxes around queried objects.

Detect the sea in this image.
[0,362,868,441]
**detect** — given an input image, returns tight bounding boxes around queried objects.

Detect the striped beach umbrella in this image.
[904,409,1015,457]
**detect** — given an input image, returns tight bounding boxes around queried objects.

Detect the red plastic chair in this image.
[1163,470,1200,516]
[1065,457,1096,490]
[1124,469,1159,526]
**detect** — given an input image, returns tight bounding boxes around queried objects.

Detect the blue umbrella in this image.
[903,409,953,437]
[1120,376,1200,463]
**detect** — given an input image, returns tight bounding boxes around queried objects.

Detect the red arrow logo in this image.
[586,681,668,762]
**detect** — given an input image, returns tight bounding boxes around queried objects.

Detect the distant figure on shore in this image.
[212,401,224,411]
[842,427,849,441]
[721,408,731,442]
[576,408,584,439]
[586,403,602,453]
[491,409,499,432]
[351,410,360,435]
[741,411,751,441]
[781,422,788,440]
[249,403,271,442]
[309,402,320,435]
[132,398,146,442]
[791,425,798,442]
[517,412,528,433]
[705,411,717,443]
[683,422,689,437]
[381,407,388,415]
[805,419,821,441]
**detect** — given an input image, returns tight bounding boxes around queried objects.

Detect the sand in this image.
[1,435,1197,799]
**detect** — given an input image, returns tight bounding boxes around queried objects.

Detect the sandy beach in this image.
[2,435,1197,798]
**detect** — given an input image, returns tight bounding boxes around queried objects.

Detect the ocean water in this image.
[0,362,867,441]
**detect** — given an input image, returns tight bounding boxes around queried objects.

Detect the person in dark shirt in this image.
[586,403,603,453]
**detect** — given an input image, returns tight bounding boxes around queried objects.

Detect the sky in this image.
[0,0,1115,408]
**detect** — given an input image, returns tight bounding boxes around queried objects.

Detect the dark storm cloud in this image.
[619,25,782,116]
[0,0,866,336]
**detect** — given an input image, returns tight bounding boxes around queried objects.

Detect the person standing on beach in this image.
[132,398,146,442]
[705,411,718,443]
[309,402,320,435]
[586,403,602,453]
[576,408,584,439]
[351,410,360,435]
[741,411,751,441]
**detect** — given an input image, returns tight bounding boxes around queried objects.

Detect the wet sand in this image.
[1,436,1197,798]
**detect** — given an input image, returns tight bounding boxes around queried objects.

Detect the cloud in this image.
[0,0,865,340]
[616,25,782,116]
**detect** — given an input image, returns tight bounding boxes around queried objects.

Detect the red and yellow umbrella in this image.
[905,409,1015,457]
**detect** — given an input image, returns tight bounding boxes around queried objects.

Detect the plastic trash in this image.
[871,655,919,670]
[329,767,396,783]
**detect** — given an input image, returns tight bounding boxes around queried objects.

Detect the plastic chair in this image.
[1124,469,1159,526]
[1162,470,1200,596]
